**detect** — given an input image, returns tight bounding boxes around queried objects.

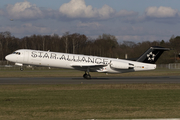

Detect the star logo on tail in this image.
[147,52,156,61]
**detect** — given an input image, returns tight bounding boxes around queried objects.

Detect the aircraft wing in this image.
[70,63,108,72]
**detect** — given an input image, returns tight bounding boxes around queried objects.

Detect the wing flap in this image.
[70,63,108,72]
[71,63,107,67]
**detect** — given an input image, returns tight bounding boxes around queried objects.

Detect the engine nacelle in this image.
[15,63,23,66]
[110,61,134,69]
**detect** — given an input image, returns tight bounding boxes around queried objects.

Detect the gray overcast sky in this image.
[0,0,180,42]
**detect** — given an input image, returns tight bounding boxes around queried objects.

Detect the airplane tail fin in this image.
[136,46,170,64]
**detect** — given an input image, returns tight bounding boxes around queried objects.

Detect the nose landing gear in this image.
[20,66,24,71]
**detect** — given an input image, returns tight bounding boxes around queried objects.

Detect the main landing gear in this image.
[20,66,24,71]
[83,67,91,79]
[83,72,91,79]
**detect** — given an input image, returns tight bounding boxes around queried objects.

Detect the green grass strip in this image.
[0,84,180,120]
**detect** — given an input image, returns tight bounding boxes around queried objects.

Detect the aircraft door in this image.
[23,51,29,62]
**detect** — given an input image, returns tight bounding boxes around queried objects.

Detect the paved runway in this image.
[0,76,180,84]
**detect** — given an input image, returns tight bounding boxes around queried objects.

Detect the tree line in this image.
[0,31,179,64]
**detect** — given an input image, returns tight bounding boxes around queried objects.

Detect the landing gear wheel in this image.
[83,73,87,78]
[20,67,24,71]
[83,73,91,79]
[86,74,91,79]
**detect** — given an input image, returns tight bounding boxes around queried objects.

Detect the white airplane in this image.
[5,46,169,79]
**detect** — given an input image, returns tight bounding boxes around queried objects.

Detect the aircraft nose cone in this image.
[5,55,12,61]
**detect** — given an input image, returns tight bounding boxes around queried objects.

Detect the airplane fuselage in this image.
[5,49,156,74]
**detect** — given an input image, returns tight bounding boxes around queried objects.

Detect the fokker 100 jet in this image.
[5,46,169,79]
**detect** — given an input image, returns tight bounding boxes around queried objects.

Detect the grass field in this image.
[0,84,180,120]
[0,68,180,120]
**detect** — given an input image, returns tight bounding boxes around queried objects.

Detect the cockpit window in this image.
[12,52,21,55]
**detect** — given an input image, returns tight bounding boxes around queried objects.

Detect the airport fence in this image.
[157,63,180,69]
[1,63,180,70]
[0,65,58,70]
